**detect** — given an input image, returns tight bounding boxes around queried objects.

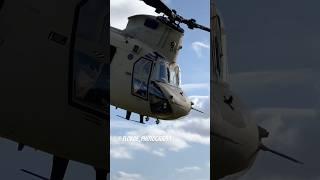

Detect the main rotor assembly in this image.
[142,0,210,32]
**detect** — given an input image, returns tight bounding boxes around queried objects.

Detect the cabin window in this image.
[73,51,107,109]
[69,0,108,118]
[144,18,159,30]
[132,58,152,99]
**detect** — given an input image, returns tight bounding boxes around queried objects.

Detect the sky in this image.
[216,0,320,179]
[110,0,210,180]
[1,1,318,180]
[0,1,210,180]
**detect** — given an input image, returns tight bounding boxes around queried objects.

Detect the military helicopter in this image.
[211,1,303,179]
[110,0,209,124]
[0,0,108,179]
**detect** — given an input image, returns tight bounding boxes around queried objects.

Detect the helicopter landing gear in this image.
[126,111,132,120]
[145,117,149,121]
[139,115,144,124]
[156,119,160,124]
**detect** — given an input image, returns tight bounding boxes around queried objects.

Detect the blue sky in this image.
[110,0,210,180]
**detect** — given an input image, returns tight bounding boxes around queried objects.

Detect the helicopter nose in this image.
[168,93,192,118]
[152,81,192,119]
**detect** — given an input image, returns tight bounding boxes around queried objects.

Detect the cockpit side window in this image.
[156,61,169,83]
[152,61,181,87]
[132,58,152,99]
[169,65,180,87]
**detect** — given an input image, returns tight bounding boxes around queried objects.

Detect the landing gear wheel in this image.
[140,115,144,124]
[145,117,149,121]
[156,119,160,124]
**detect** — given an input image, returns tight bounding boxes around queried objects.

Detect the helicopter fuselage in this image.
[212,81,260,179]
[211,5,261,179]
[110,15,192,120]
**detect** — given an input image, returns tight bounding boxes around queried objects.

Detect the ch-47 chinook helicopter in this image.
[211,1,303,179]
[110,0,209,124]
[0,0,108,180]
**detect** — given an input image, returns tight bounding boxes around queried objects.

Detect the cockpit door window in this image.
[132,58,153,99]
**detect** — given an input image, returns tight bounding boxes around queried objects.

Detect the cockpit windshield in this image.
[152,60,181,87]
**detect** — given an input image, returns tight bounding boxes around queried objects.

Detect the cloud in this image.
[181,83,210,95]
[152,148,166,157]
[110,0,158,29]
[228,69,320,109]
[219,69,320,180]
[112,171,144,180]
[192,41,210,58]
[252,107,319,147]
[237,107,320,180]
[110,96,210,159]
[110,135,150,159]
[176,166,201,173]
[110,146,133,159]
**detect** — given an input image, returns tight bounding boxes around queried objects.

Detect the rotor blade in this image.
[21,169,49,180]
[181,18,210,32]
[195,24,210,32]
[141,0,173,18]
[260,144,303,164]
[191,107,204,113]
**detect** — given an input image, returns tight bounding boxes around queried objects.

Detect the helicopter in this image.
[0,0,108,179]
[110,0,209,124]
[211,0,303,179]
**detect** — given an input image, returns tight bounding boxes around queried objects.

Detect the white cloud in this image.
[253,107,319,147]
[110,96,210,159]
[110,147,133,159]
[152,148,166,157]
[110,135,150,159]
[176,166,201,173]
[112,171,144,180]
[110,0,158,29]
[192,41,210,58]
